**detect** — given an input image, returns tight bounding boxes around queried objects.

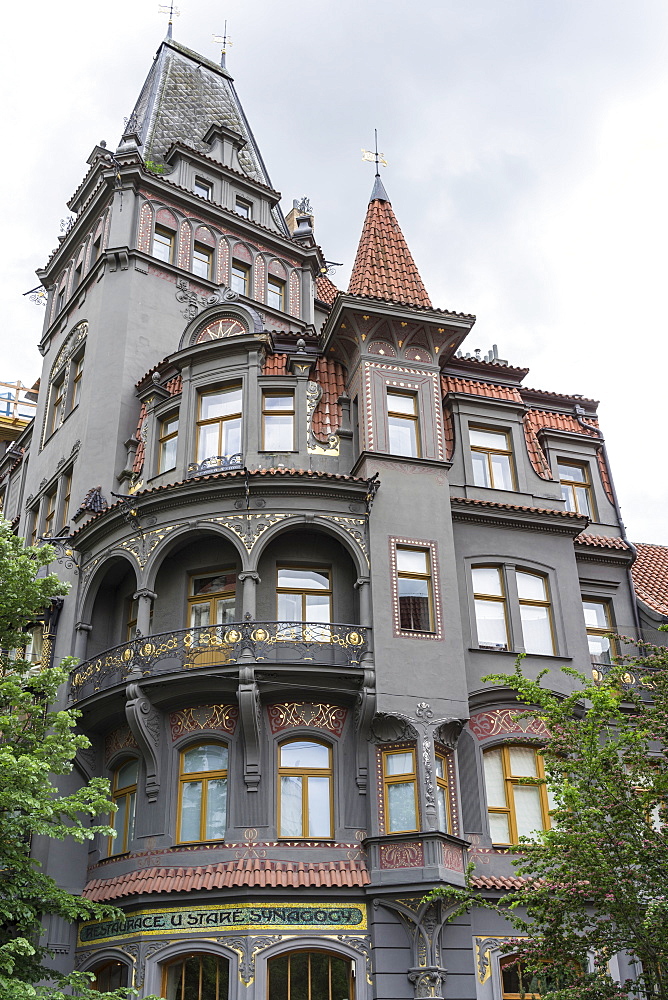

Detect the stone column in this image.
[355,577,371,628]
[238,572,260,620]
[133,589,157,637]
[74,622,92,661]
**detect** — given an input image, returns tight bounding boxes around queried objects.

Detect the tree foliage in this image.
[428,640,668,1000]
[0,521,155,998]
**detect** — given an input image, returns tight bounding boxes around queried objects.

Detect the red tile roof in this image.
[316,274,339,306]
[442,375,523,404]
[348,195,432,308]
[451,495,587,522]
[632,542,668,617]
[574,533,629,550]
[83,859,370,901]
[443,407,455,461]
[523,409,601,483]
[313,357,345,442]
[132,376,182,476]
[471,875,527,890]
[263,354,289,376]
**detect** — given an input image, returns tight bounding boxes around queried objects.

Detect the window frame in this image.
[176,741,229,844]
[193,177,213,200]
[262,390,295,451]
[469,425,516,490]
[187,570,237,629]
[43,488,57,538]
[471,565,510,651]
[152,225,175,264]
[69,350,84,412]
[483,743,550,845]
[235,197,252,219]
[582,597,616,670]
[108,758,138,856]
[277,737,334,840]
[382,746,419,834]
[435,750,452,833]
[163,952,229,1000]
[396,544,434,634]
[60,471,72,530]
[387,389,421,458]
[276,565,332,624]
[231,260,250,295]
[267,274,286,311]
[195,384,243,465]
[158,413,179,473]
[516,570,556,656]
[267,950,355,1000]
[193,241,213,281]
[557,459,595,517]
[48,373,66,436]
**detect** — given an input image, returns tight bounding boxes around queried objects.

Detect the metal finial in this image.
[213,21,233,68]
[361,129,388,175]
[158,2,180,38]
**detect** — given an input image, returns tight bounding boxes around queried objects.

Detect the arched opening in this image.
[267,950,353,1000]
[87,556,139,657]
[90,959,129,991]
[153,532,242,634]
[163,952,230,1000]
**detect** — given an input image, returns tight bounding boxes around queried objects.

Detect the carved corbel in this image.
[125,676,161,802]
[435,719,464,750]
[374,897,451,1000]
[354,668,376,793]
[238,664,262,790]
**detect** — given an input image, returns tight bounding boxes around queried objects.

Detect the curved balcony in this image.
[68,621,370,704]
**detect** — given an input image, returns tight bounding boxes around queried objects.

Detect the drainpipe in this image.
[573,405,642,636]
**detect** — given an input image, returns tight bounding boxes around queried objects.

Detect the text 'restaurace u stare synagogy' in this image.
[2,27,668,1000]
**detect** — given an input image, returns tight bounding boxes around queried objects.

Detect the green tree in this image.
[0,520,154,998]
[427,640,668,1000]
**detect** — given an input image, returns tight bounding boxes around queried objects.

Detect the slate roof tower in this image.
[0,29,660,1000]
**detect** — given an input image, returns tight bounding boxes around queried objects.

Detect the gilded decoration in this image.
[334,936,374,984]
[442,845,464,872]
[306,381,339,456]
[117,524,180,569]
[221,934,283,986]
[321,515,369,567]
[208,512,290,552]
[379,842,424,869]
[267,702,348,736]
[105,725,139,762]
[170,704,239,740]
[469,709,549,740]
[474,936,517,983]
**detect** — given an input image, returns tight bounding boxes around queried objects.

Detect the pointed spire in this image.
[348,180,432,309]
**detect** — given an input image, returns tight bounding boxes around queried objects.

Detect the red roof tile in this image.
[451,495,586,521]
[574,533,629,550]
[83,859,370,901]
[263,354,289,376]
[442,375,523,404]
[443,407,455,461]
[348,195,432,308]
[316,274,339,306]
[522,409,600,482]
[313,357,346,442]
[632,542,668,617]
[471,875,527,890]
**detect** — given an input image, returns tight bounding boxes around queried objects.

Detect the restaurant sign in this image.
[78,901,367,945]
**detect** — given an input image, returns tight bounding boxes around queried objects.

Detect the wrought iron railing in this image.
[186,453,243,478]
[68,621,370,703]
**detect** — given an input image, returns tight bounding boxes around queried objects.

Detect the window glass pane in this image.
[305,592,331,624]
[488,810,510,843]
[307,775,331,837]
[520,604,554,655]
[561,484,575,510]
[197,423,219,462]
[264,395,293,411]
[388,415,418,456]
[110,796,126,854]
[278,568,329,590]
[160,436,177,471]
[117,760,138,789]
[508,746,538,777]
[165,961,183,1000]
[280,775,303,836]
[268,954,289,1000]
[193,249,212,279]
[205,777,227,838]
[516,572,547,602]
[331,956,351,1000]
[127,791,136,845]
[222,416,242,455]
[152,230,172,261]
[435,756,444,779]
[575,486,591,516]
[264,413,293,450]
[491,453,513,490]
[310,953,330,1000]
[472,566,503,596]
[385,751,413,776]
[513,784,545,838]
[180,781,202,840]
[190,601,211,628]
[437,786,448,831]
[398,580,430,631]
[483,749,506,808]
[183,744,228,773]
[558,462,586,482]
[475,598,508,648]
[231,265,248,293]
[471,451,490,487]
[215,597,236,625]
[201,388,242,420]
[194,179,211,198]
[281,741,329,768]
[470,428,507,449]
[583,601,608,629]
[194,573,236,595]
[387,781,417,832]
[278,592,302,621]
[387,392,416,415]
[588,634,612,663]
[397,548,428,574]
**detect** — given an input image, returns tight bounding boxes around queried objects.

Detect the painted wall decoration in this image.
[469,709,549,740]
[267,702,347,736]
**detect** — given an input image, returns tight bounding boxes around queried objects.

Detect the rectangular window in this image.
[152,226,174,263]
[470,426,514,489]
[188,572,237,628]
[60,472,72,530]
[396,546,433,632]
[72,262,83,292]
[267,275,286,311]
[43,490,57,537]
[49,376,65,435]
[69,353,84,411]
[435,753,451,832]
[29,508,38,547]
[484,745,549,844]
[383,749,418,833]
[55,287,65,315]
[235,198,252,219]
[558,461,594,517]
[193,243,213,281]
[279,739,332,839]
[92,235,102,262]
[472,566,509,650]
[277,567,331,641]
[517,571,555,655]
[159,415,179,472]
[387,391,420,457]
[582,599,614,665]
[262,392,294,451]
[178,744,228,843]
[231,261,250,296]
[194,177,212,200]
[196,386,242,464]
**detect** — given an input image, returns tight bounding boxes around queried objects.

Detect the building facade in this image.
[1,31,666,1000]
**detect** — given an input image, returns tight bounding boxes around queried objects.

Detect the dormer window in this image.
[193,243,213,281]
[235,197,252,219]
[387,391,420,457]
[470,426,514,490]
[194,177,212,200]
[231,261,250,296]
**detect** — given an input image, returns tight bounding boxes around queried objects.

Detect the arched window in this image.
[278,739,332,839]
[164,953,229,1000]
[91,959,129,991]
[178,743,228,843]
[483,744,550,844]
[109,759,138,856]
[500,956,563,999]
[268,951,353,1000]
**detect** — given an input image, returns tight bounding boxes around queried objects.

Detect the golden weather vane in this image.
[361,129,388,172]
[213,21,233,67]
[158,2,180,37]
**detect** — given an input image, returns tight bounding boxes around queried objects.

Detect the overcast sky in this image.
[2,0,667,543]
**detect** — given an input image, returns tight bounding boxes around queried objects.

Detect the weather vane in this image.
[158,2,180,37]
[213,21,233,67]
[361,129,388,174]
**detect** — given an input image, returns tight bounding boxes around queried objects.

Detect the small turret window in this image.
[193,243,213,281]
[267,275,286,311]
[153,225,175,264]
[387,391,420,457]
[194,177,212,200]
[235,197,252,219]
[231,261,250,296]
